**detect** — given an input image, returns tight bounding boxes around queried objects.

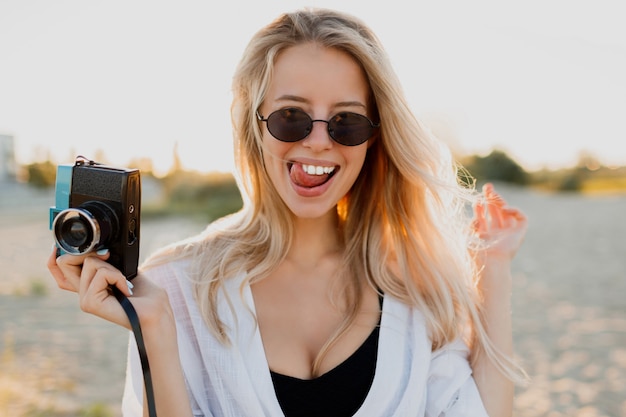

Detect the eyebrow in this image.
[275,95,367,110]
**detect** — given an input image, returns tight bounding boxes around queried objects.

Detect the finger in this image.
[484,183,508,208]
[54,248,111,291]
[488,203,506,229]
[479,183,501,227]
[486,191,507,228]
[54,252,90,290]
[78,258,133,327]
[55,253,90,290]
[472,201,484,222]
[471,217,482,235]
[503,206,527,218]
[47,248,77,292]
[502,207,529,230]
[80,256,131,298]
[472,202,488,235]
[487,183,507,205]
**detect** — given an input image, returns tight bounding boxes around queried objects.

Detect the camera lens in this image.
[53,201,119,255]
[60,216,93,248]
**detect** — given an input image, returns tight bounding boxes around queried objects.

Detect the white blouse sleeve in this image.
[425,339,489,417]
[120,264,209,417]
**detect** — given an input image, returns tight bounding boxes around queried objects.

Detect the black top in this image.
[270,297,383,417]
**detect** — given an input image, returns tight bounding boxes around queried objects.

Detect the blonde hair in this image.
[143,8,524,381]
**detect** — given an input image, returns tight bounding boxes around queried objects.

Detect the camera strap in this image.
[112,286,158,417]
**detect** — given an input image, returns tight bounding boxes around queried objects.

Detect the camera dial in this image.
[53,201,119,255]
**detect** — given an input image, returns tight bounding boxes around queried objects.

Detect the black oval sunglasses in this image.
[257,108,379,146]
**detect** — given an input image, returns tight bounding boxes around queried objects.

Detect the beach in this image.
[0,183,624,416]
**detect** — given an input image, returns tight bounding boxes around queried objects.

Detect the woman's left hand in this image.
[472,182,528,266]
[471,183,527,417]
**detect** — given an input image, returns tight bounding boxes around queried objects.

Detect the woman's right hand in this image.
[47,248,171,331]
[48,249,193,417]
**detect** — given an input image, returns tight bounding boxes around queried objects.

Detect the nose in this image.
[302,119,333,151]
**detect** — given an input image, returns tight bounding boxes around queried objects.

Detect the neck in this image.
[287,210,342,268]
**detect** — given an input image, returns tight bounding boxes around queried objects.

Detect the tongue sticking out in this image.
[289,164,331,188]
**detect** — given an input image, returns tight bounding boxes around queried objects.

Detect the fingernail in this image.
[96,248,109,256]
[126,280,134,295]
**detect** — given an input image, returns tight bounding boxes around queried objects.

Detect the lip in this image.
[287,159,339,197]
[290,157,338,168]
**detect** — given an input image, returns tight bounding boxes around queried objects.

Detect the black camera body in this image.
[50,158,141,279]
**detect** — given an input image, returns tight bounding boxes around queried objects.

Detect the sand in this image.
[0,183,624,416]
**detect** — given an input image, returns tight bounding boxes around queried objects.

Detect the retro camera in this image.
[49,157,141,279]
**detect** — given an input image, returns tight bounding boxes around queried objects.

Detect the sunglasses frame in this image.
[256,108,380,146]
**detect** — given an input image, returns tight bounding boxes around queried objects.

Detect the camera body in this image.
[50,158,141,279]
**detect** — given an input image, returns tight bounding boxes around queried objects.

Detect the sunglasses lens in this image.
[267,109,312,142]
[329,113,375,146]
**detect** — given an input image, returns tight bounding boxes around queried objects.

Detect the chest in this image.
[251,273,381,379]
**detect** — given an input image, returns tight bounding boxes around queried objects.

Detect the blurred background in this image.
[1,0,625,174]
[1,0,625,416]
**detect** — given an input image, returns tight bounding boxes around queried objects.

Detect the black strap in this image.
[112,286,157,417]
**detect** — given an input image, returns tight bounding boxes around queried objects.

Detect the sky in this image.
[0,0,624,175]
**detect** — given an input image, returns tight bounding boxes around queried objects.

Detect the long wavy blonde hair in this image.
[144,8,523,381]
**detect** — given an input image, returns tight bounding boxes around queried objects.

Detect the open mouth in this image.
[288,162,338,188]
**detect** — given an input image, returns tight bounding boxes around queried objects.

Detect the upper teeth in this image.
[302,164,335,175]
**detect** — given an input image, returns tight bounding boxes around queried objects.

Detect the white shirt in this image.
[122,258,488,417]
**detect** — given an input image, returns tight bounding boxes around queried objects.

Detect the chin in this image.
[286,201,337,220]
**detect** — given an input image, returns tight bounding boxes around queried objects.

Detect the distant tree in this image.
[462,150,528,185]
[576,150,602,171]
[557,171,583,192]
[156,170,243,220]
[93,149,108,164]
[128,157,155,176]
[26,160,57,188]
[168,141,183,175]
[555,156,597,192]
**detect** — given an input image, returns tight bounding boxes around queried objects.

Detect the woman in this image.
[49,8,528,417]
